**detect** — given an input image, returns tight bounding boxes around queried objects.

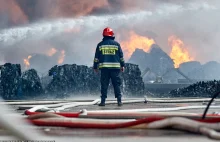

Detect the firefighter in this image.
[93,27,125,107]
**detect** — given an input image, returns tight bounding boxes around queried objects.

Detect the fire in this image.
[23,55,32,69]
[58,50,65,64]
[121,31,155,60]
[47,48,57,56]
[168,36,193,68]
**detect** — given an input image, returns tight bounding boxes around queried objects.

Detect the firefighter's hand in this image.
[94,69,99,73]
[120,67,125,72]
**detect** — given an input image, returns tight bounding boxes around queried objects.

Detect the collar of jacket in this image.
[102,36,115,41]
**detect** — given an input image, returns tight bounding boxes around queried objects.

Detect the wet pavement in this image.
[1,98,220,142]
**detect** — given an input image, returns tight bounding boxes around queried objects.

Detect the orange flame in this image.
[168,36,193,68]
[23,55,32,69]
[121,31,155,60]
[47,48,57,56]
[58,50,65,64]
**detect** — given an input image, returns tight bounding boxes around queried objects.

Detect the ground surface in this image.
[0,98,220,142]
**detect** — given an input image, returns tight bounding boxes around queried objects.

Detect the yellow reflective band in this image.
[120,58,124,61]
[100,47,118,51]
[99,63,120,68]
[99,45,118,51]
[99,63,120,65]
[99,65,121,68]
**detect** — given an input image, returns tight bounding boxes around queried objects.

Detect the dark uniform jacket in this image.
[93,36,125,70]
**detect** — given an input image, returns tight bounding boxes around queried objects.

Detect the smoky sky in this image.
[0,0,192,28]
[0,0,220,73]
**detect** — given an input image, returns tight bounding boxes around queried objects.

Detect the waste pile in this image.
[187,61,220,80]
[122,63,145,96]
[0,63,145,99]
[128,44,175,83]
[129,44,220,83]
[169,80,220,98]
[129,44,174,74]
[179,61,201,76]
[0,63,21,100]
[46,63,144,98]
[45,64,100,98]
[21,69,43,99]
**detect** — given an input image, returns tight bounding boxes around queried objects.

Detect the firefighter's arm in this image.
[118,44,125,67]
[93,45,100,70]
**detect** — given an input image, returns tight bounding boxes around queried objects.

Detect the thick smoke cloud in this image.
[0,0,220,74]
[0,0,28,28]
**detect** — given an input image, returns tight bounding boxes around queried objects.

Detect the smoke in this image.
[0,0,220,73]
[0,0,28,28]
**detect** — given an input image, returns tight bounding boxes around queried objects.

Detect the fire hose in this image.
[22,96,220,140]
[27,113,220,140]
[2,97,220,140]
[25,105,220,117]
[19,98,148,110]
[18,97,220,110]
[23,97,220,120]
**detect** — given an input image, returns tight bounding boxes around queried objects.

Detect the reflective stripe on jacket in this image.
[93,36,125,69]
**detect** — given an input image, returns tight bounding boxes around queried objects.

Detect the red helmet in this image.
[103,27,114,37]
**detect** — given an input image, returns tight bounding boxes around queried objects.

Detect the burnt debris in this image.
[46,63,144,98]
[169,80,220,98]
[46,64,100,98]
[122,63,145,96]
[0,63,145,100]
[0,63,21,100]
[129,44,174,75]
[21,69,43,99]
[1,62,220,100]
[128,44,175,83]
[0,63,43,100]
[128,44,220,84]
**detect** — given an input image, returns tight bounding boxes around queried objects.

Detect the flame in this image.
[121,31,155,60]
[47,48,57,56]
[58,50,65,64]
[23,55,32,69]
[168,36,193,68]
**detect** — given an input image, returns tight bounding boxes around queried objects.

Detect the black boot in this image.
[117,97,123,106]
[99,98,105,106]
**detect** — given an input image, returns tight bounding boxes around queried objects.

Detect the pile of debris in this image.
[0,63,145,100]
[0,63,21,100]
[129,44,220,83]
[129,44,174,74]
[46,63,144,98]
[129,44,175,83]
[0,63,43,100]
[122,63,145,96]
[45,64,100,98]
[187,61,220,80]
[169,80,220,98]
[21,69,43,99]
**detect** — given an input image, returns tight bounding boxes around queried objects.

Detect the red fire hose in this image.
[29,116,164,129]
[29,116,220,129]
